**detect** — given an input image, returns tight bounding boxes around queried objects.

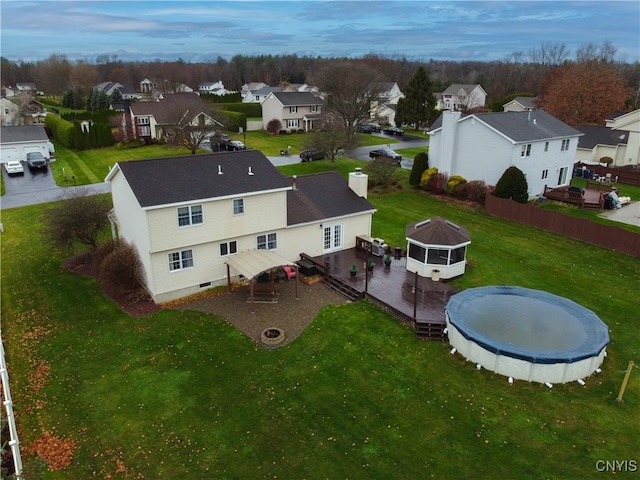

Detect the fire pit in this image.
[260,327,285,346]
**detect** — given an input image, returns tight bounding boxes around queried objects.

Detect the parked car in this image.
[226,140,247,151]
[217,134,232,150]
[4,161,24,176]
[26,152,48,170]
[300,149,324,162]
[369,148,402,164]
[383,126,404,136]
[358,122,382,133]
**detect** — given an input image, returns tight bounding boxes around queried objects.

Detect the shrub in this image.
[266,118,282,134]
[599,156,613,165]
[98,240,143,295]
[410,152,429,187]
[494,166,529,203]
[427,172,449,194]
[419,166,438,189]
[364,157,402,186]
[459,180,488,205]
[45,114,75,148]
[92,237,119,272]
[446,175,467,195]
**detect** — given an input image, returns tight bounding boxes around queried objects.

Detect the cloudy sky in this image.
[1,0,639,63]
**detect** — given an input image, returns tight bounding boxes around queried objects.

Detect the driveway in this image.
[345,132,429,169]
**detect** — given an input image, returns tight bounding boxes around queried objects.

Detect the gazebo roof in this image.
[406,217,471,246]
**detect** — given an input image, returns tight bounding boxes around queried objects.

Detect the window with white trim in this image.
[289,106,298,113]
[310,105,318,113]
[177,205,203,227]
[257,232,277,250]
[542,169,548,180]
[168,249,194,271]
[233,198,244,215]
[521,144,531,157]
[220,241,238,256]
[287,119,299,128]
[561,139,570,151]
[544,142,549,152]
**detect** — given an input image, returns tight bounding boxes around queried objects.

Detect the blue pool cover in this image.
[446,286,610,364]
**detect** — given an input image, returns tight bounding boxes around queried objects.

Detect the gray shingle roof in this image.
[576,125,628,149]
[113,151,292,208]
[286,172,376,225]
[129,93,207,124]
[270,91,323,106]
[473,110,583,142]
[430,110,582,142]
[0,125,49,143]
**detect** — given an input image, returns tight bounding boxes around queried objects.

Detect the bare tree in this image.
[43,189,112,250]
[312,60,383,141]
[167,106,224,154]
[302,114,348,168]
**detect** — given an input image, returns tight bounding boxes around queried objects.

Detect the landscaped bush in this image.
[426,172,449,194]
[446,175,467,195]
[419,166,438,189]
[266,118,282,134]
[98,240,143,295]
[221,110,246,132]
[410,152,429,187]
[458,180,488,205]
[494,165,529,203]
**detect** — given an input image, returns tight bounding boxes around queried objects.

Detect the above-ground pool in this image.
[445,286,610,384]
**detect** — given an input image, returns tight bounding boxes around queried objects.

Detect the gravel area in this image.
[174,279,349,348]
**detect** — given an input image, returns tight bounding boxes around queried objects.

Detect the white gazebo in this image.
[405,217,471,280]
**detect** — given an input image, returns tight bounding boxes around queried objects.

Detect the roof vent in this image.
[248,167,254,176]
[292,175,297,190]
[218,165,223,175]
[533,118,537,125]
[415,219,431,229]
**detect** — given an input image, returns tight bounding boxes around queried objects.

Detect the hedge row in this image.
[45,114,75,148]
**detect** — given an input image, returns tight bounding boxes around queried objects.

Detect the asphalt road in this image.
[1,134,428,209]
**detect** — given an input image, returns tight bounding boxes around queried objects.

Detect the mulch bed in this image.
[63,251,161,317]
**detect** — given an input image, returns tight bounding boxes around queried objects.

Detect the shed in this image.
[405,217,471,280]
[0,125,53,163]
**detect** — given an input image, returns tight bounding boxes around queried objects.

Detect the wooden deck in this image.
[543,184,607,209]
[302,249,459,340]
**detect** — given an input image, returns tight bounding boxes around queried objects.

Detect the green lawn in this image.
[1,162,638,478]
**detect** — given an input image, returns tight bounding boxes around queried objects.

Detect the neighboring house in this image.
[243,86,283,103]
[3,87,17,98]
[0,125,53,163]
[139,78,159,93]
[503,96,537,112]
[105,151,375,303]
[261,92,323,132]
[241,82,268,94]
[604,109,640,167]
[0,98,19,126]
[124,93,220,143]
[371,82,404,125]
[199,81,232,95]
[575,125,629,166]
[436,84,487,112]
[95,81,141,100]
[16,83,37,94]
[427,110,583,198]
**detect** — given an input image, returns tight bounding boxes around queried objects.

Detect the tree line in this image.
[2,41,638,108]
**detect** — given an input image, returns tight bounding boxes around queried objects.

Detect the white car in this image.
[4,161,24,176]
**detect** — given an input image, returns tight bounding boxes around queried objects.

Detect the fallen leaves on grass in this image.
[27,432,76,471]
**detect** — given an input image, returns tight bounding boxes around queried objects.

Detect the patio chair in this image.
[283,266,297,280]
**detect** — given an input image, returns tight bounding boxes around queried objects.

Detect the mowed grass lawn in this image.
[1,164,639,478]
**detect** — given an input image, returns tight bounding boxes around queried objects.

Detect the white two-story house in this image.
[106,151,375,303]
[261,92,323,132]
[436,84,487,112]
[427,110,583,198]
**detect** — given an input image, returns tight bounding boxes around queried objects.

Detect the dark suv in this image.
[26,152,47,170]
[300,149,324,162]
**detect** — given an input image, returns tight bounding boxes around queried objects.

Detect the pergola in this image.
[225,249,299,304]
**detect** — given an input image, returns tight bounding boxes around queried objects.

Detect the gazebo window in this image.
[427,248,449,265]
[408,243,426,263]
[450,246,467,264]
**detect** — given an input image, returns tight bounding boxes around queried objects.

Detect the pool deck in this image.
[304,248,459,340]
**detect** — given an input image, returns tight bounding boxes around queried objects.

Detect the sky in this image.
[1,0,639,64]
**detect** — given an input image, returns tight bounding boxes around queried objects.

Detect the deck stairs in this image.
[322,274,364,302]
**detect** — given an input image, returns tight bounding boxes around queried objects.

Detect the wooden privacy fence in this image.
[575,162,640,186]
[485,195,640,258]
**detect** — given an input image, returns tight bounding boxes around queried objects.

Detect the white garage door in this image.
[0,147,19,164]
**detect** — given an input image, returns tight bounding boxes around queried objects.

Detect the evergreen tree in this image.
[394,66,437,129]
[493,166,529,203]
[410,151,429,187]
[110,88,123,107]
